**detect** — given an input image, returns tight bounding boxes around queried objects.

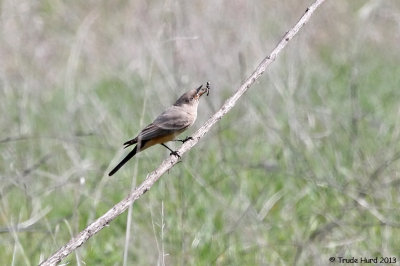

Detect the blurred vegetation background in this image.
[1,0,400,265]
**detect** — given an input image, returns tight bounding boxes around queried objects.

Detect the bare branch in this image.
[39,0,327,264]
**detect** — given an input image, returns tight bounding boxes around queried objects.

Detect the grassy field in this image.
[1,0,400,265]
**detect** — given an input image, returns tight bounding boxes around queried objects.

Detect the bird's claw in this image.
[170,150,181,158]
[181,136,193,143]
[175,136,193,143]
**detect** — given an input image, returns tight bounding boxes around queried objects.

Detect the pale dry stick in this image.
[39,0,327,264]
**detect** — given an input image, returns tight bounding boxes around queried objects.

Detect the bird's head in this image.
[174,82,210,106]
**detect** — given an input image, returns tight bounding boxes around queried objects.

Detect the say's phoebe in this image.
[108,82,210,176]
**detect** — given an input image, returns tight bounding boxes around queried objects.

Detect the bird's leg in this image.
[174,136,193,143]
[161,143,181,158]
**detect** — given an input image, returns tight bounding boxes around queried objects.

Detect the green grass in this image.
[1,0,400,265]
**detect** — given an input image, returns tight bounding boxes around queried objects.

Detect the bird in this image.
[108,82,210,176]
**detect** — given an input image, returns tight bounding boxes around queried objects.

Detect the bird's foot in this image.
[176,136,193,143]
[170,150,181,158]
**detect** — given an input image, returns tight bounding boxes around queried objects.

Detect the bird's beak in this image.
[196,82,210,98]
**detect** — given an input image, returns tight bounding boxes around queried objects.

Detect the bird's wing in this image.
[154,106,192,130]
[138,106,192,141]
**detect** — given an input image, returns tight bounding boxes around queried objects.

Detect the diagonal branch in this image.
[39,0,327,264]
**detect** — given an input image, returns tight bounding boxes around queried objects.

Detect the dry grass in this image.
[1,0,400,265]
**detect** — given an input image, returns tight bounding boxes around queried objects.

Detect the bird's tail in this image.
[123,138,137,148]
[108,145,138,176]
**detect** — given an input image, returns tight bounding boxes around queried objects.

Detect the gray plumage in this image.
[109,83,209,176]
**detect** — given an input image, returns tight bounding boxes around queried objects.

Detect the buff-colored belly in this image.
[142,128,186,150]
